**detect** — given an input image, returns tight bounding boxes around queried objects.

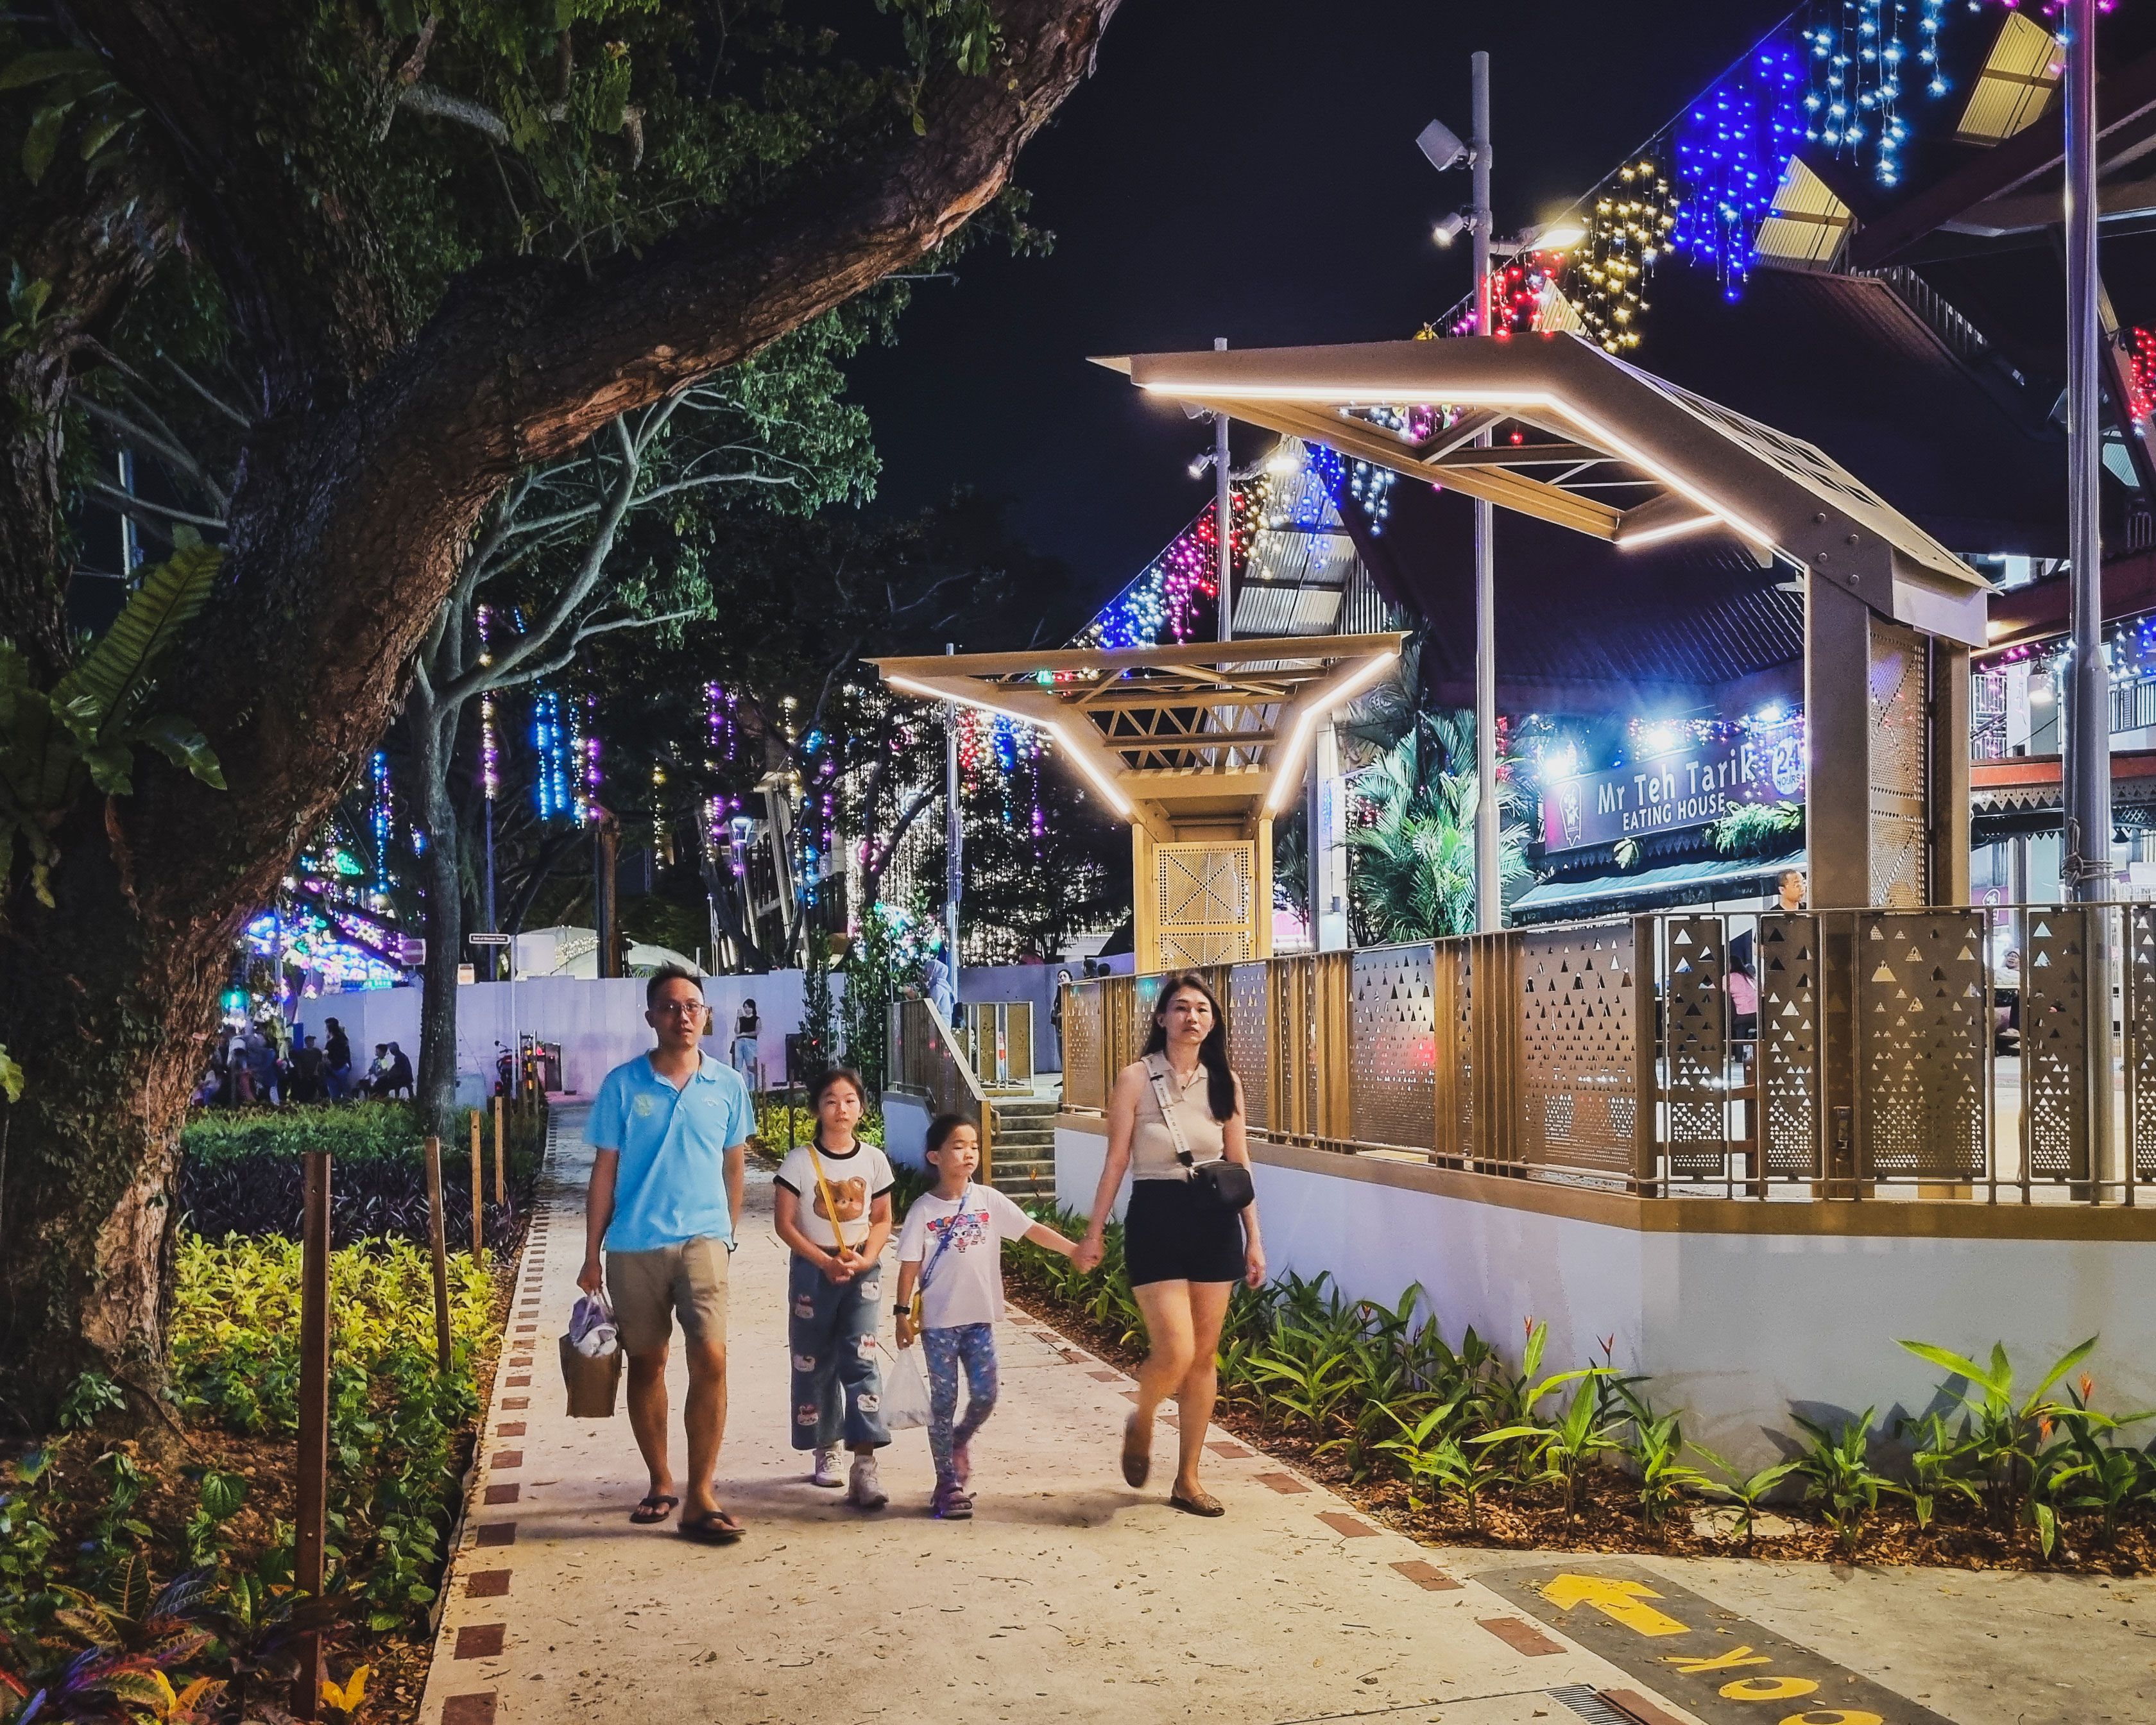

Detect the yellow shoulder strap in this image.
[803,1139,855,1254]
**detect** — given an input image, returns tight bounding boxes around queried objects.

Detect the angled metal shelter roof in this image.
[1095,333,1990,646]
[870,635,1402,834]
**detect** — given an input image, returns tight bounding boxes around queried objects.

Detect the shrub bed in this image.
[180,1102,545,1249]
[1004,1202,2156,1575]
[0,1108,537,1725]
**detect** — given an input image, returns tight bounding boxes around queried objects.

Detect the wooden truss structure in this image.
[871,635,1401,969]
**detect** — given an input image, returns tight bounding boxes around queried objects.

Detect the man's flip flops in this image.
[679,1508,744,1544]
[629,1495,678,1525]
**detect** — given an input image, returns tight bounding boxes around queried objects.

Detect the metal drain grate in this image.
[1546,1686,1639,1725]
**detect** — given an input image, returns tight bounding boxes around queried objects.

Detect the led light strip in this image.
[1265,651,1401,815]
[884,674,1135,818]
[1138,379,1777,554]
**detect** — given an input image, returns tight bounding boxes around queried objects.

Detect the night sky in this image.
[844,0,1777,631]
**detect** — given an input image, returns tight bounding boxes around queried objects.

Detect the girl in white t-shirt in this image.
[894,1113,1078,1518]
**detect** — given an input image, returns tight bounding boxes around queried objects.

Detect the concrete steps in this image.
[989,1094,1059,1202]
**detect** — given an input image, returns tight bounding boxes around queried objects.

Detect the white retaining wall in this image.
[1056,1122,2156,1468]
[312,972,805,1104]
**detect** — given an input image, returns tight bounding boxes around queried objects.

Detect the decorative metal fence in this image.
[1057,907,2156,1205]
[887,999,997,1178]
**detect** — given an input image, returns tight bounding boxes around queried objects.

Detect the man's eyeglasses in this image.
[653,1001,707,1018]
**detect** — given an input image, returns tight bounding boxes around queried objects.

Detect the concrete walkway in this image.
[415,1108,2152,1725]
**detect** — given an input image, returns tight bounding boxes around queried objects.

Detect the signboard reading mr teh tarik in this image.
[1539,719,1804,854]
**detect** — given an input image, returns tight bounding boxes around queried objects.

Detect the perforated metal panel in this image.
[1856,910,1987,1178]
[1060,984,1104,1112]
[1662,915,1730,1175]
[1869,621,1929,909]
[2021,907,2091,1182]
[1515,920,1640,1174]
[2128,908,2156,1182]
[1153,842,1256,968]
[1228,963,1270,1135]
[1758,913,1824,1177]
[1349,945,1437,1151]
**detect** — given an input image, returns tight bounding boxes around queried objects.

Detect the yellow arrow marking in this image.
[1663,1644,1773,1674]
[1539,1574,1691,1638]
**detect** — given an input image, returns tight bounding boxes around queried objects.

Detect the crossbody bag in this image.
[1143,1055,1254,1214]
[907,1183,974,1329]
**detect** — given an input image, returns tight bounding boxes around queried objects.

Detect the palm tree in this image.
[1348,710,1530,941]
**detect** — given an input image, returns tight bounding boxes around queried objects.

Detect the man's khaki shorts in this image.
[606,1237,730,1355]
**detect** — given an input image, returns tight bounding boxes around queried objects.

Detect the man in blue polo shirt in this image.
[578,965,755,1543]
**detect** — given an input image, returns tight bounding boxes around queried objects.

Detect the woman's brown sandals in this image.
[1121,1414,1151,1488]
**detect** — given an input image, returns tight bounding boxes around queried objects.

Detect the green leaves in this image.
[1,544,225,914]
[2,45,137,184]
[0,1043,22,1103]
[57,543,223,737]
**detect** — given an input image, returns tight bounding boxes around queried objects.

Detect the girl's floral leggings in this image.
[921,1321,998,1482]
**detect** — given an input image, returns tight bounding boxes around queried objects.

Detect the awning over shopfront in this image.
[1510,849,1804,924]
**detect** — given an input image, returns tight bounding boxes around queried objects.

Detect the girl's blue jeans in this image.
[787,1255,888,1450]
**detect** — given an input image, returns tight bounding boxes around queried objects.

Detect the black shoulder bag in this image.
[1145,1056,1254,1213]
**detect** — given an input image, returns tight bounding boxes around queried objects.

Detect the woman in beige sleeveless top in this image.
[1074,973,1263,1516]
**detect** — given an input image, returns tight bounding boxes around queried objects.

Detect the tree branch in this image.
[85,481,225,531]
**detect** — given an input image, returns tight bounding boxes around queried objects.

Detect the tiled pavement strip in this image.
[415,1106,2152,1725]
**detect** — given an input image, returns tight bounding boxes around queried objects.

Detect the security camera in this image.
[1416,118,1469,174]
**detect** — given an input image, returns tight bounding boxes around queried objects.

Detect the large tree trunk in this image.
[0,0,1118,1430]
[0,799,210,1436]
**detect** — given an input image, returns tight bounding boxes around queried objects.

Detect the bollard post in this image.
[423,1134,454,1373]
[292,1151,331,1719]
[492,1094,506,1205]
[470,1110,484,1257]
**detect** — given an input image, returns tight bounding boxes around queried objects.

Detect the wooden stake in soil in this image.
[424,1133,454,1372]
[492,1094,506,1205]
[470,1110,484,1256]
[293,1150,331,1720]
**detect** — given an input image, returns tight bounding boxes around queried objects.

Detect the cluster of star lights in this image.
[1441,0,2098,351]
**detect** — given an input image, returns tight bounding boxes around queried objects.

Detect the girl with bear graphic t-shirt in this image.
[772,1068,896,1510]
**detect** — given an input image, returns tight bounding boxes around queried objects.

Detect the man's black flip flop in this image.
[629,1495,678,1525]
[679,1508,744,1543]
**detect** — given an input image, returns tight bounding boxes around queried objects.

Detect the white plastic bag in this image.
[882,1342,931,1431]
[569,1290,619,1358]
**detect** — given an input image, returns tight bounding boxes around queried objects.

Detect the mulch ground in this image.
[1004,1284,2155,1579]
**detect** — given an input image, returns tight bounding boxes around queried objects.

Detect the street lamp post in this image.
[2062,0,2114,1181]
[1469,51,1500,935]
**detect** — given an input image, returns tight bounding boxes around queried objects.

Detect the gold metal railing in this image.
[956,1002,1035,1091]
[886,999,995,1180]
[1056,906,2156,1205]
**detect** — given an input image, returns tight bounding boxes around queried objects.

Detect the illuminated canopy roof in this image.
[869,634,1403,832]
[1094,333,1989,646]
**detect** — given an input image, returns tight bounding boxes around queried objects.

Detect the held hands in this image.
[1070,1233,1104,1275]
[577,1256,605,1297]
[823,1244,867,1284]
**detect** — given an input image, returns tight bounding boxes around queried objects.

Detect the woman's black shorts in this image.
[1124,1178,1247,1287]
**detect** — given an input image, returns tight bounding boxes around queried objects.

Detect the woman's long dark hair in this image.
[1142,973,1237,1122]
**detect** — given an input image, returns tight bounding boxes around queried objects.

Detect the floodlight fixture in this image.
[1416,118,1469,173]
[1432,210,1470,246]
